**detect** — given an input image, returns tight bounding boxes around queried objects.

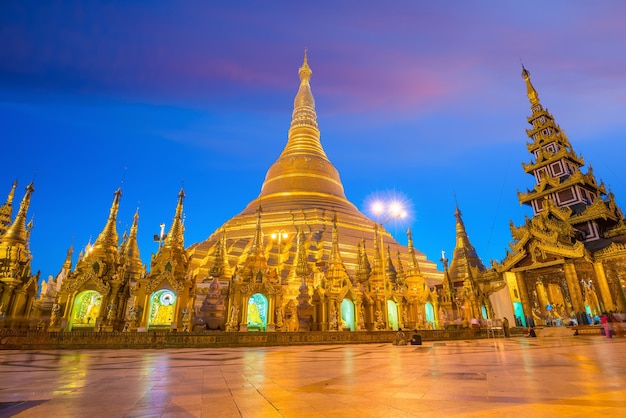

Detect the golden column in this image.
[515,271,533,325]
[563,262,585,314]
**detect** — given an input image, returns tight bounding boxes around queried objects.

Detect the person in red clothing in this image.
[601,312,612,338]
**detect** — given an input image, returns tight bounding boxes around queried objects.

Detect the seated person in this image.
[393,328,407,346]
[410,329,422,345]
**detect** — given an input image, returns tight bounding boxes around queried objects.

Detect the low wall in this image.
[0,328,489,350]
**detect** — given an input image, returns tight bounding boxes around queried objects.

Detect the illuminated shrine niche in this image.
[70,290,103,329]
[425,302,435,328]
[149,289,177,328]
[247,293,268,331]
[341,298,355,331]
[387,300,399,330]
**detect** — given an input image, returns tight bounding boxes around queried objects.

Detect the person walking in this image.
[601,312,612,338]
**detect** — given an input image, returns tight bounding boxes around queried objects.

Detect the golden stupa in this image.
[187,53,441,287]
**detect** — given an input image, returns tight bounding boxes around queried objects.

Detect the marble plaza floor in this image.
[0,336,625,417]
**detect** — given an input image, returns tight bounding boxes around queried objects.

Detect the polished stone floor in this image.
[0,336,624,417]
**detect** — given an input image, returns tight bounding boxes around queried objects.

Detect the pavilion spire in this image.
[522,65,540,108]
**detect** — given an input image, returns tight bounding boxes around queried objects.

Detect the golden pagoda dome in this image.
[187,53,441,284]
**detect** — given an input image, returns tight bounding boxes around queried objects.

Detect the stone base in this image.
[0,328,497,350]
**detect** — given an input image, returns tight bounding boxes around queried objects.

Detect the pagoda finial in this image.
[124,207,142,268]
[0,180,19,234]
[406,228,421,274]
[164,188,185,248]
[93,188,122,254]
[521,64,540,107]
[0,182,34,244]
[7,180,17,205]
[298,48,312,86]
[251,204,264,255]
[63,244,74,272]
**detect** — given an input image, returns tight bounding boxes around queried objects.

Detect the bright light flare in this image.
[372,201,384,215]
[363,191,413,226]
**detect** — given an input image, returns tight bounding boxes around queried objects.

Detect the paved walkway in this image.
[1,336,624,417]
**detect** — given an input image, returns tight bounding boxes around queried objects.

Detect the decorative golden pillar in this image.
[239,294,250,332]
[593,261,613,312]
[515,272,533,325]
[320,298,328,331]
[59,293,75,331]
[336,298,343,332]
[563,262,585,313]
[266,293,276,331]
[138,293,151,330]
[536,279,549,316]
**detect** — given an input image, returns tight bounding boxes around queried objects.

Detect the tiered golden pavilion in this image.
[495,67,626,326]
[0,55,625,335]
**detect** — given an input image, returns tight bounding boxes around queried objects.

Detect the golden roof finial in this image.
[7,180,17,205]
[125,207,141,263]
[93,188,121,253]
[0,180,19,233]
[164,188,185,248]
[521,64,540,106]
[0,182,34,244]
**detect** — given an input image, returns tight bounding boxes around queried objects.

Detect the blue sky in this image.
[1,1,626,280]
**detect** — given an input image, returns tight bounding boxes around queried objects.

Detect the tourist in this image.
[525,326,536,338]
[502,317,510,337]
[393,328,407,346]
[601,312,612,338]
[410,329,422,345]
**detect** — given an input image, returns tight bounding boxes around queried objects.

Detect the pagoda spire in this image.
[149,189,188,277]
[521,65,540,108]
[326,213,350,286]
[123,209,143,275]
[294,227,311,279]
[448,205,485,281]
[517,67,621,243]
[0,180,18,234]
[92,188,121,256]
[242,205,267,281]
[163,188,185,249]
[385,245,397,286]
[356,237,372,284]
[248,50,350,210]
[372,223,383,279]
[0,182,34,245]
[209,229,229,278]
[250,205,265,257]
[62,244,74,273]
[406,228,421,275]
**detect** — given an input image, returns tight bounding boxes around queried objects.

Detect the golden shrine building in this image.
[1,55,625,336]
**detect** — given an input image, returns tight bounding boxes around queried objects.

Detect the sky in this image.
[1,1,626,281]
